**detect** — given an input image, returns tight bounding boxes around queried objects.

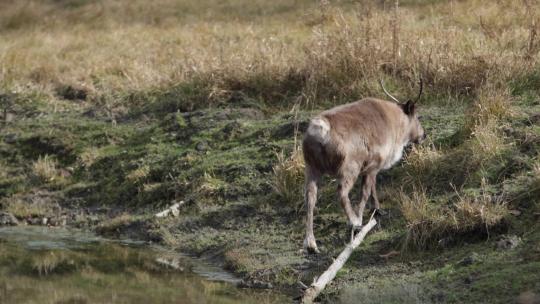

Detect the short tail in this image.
[303,117,342,175]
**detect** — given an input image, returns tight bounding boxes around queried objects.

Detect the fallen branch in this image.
[155,201,185,218]
[301,212,377,304]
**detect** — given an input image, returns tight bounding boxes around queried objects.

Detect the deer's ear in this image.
[402,100,416,116]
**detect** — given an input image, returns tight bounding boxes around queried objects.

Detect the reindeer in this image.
[302,79,425,253]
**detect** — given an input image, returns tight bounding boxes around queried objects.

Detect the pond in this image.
[0,226,288,304]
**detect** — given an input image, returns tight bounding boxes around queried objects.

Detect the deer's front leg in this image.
[338,172,362,229]
[355,172,376,226]
[369,173,387,217]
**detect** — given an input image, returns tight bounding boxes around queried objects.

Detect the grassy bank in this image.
[1,0,539,303]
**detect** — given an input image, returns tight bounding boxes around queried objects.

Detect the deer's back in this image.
[303,98,406,175]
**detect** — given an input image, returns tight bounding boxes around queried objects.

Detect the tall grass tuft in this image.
[126,165,150,182]
[271,148,305,209]
[6,197,50,219]
[32,251,72,276]
[464,84,514,135]
[402,141,443,189]
[32,155,59,183]
[401,81,514,193]
[400,183,508,250]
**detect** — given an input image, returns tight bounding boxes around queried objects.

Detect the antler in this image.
[379,79,401,103]
[380,78,423,104]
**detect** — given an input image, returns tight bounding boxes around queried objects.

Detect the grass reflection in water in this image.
[0,227,285,304]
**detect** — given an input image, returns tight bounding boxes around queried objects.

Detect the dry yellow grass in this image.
[95,213,137,235]
[466,118,508,162]
[402,141,443,184]
[79,147,101,168]
[6,197,51,218]
[32,251,70,276]
[0,0,538,109]
[465,84,514,129]
[271,148,305,209]
[402,83,514,191]
[399,182,508,250]
[32,155,59,183]
[196,171,226,199]
[126,165,150,182]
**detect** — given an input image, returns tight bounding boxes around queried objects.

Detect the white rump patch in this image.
[307,117,331,144]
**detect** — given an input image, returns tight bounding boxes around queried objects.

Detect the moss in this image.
[426,249,540,303]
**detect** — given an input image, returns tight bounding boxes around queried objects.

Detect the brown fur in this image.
[302,97,425,253]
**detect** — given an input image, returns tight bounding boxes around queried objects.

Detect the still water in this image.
[0,226,287,304]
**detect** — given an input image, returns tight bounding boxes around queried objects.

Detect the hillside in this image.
[1,0,539,302]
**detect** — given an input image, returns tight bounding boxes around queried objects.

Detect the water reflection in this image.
[0,226,286,304]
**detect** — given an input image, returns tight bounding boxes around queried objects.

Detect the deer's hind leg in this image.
[304,165,321,253]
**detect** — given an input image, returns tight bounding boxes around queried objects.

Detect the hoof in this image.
[352,224,364,232]
[304,238,320,254]
[350,224,364,240]
[305,246,320,254]
[348,216,363,228]
[375,208,388,217]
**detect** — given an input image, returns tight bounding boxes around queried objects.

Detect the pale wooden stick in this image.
[301,213,377,304]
